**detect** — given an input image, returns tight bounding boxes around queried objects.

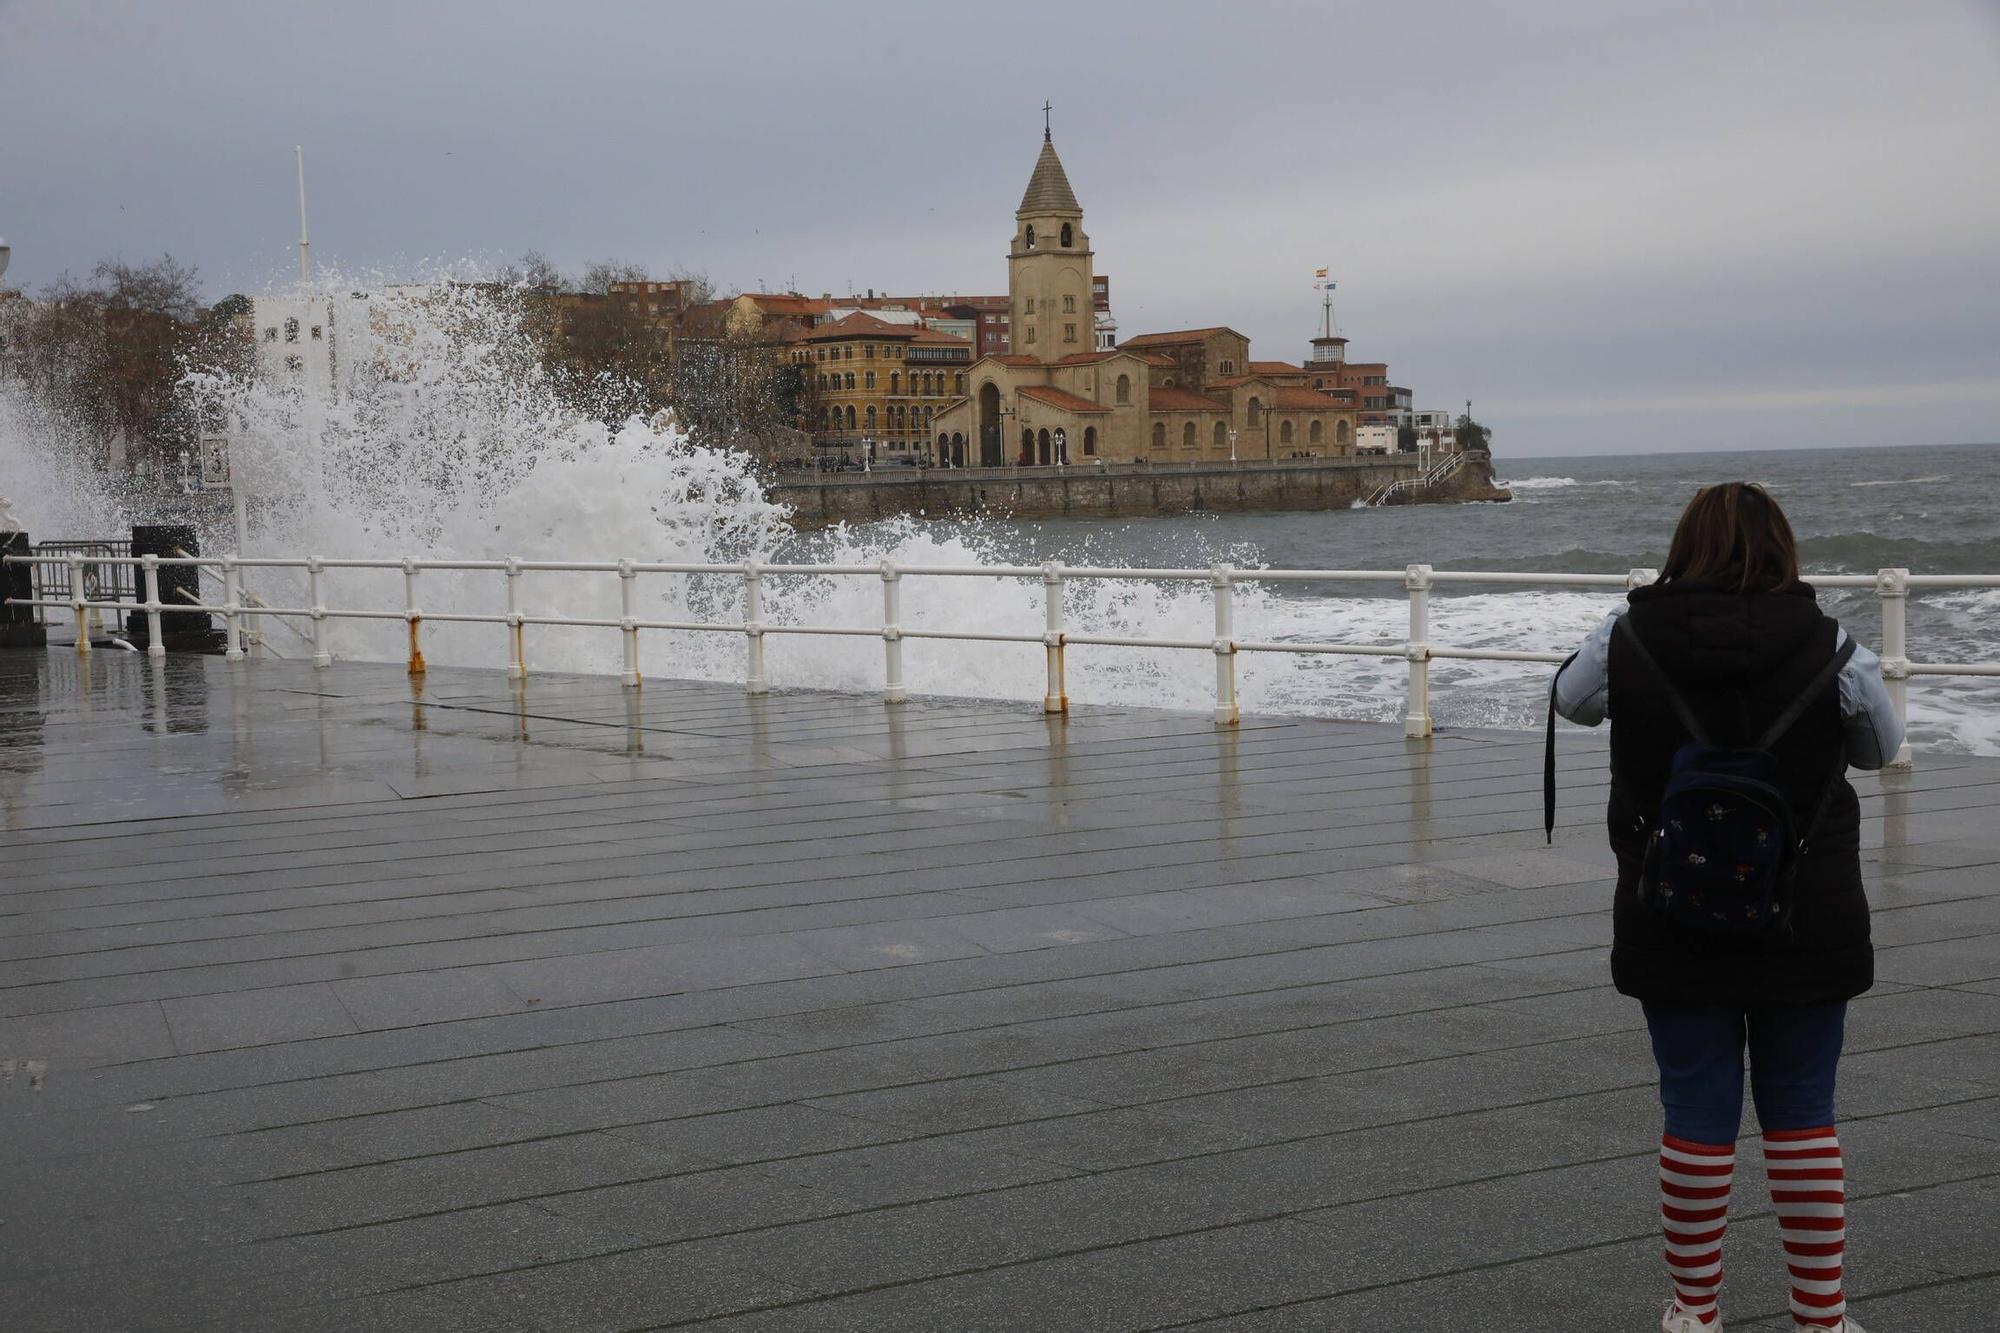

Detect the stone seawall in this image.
[770,454,1510,528]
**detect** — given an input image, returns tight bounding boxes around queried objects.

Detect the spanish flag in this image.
[1314,267,1329,278]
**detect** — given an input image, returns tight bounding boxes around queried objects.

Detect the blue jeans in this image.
[1642,1002,1847,1143]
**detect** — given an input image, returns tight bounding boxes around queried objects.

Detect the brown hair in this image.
[1660,482,1801,592]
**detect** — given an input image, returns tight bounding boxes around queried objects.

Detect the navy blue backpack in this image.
[1546,616,1854,937]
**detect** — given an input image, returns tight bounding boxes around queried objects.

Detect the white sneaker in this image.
[1797,1320,1865,1333]
[1662,1302,1720,1332]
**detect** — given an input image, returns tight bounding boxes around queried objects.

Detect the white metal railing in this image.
[1366,451,1469,506]
[7,553,1997,767]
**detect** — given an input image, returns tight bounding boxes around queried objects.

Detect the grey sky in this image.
[4,0,1997,455]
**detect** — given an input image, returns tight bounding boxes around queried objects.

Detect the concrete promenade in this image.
[1,650,1996,1331]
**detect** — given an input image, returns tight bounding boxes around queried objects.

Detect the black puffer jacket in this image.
[1606,578,1872,1006]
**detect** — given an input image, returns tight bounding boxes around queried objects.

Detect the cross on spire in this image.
[1043,100,1052,142]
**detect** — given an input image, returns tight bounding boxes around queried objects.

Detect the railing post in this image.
[1877,567,1913,769]
[743,560,768,695]
[140,555,165,660]
[881,560,906,705]
[1404,562,1432,738]
[221,556,244,662]
[68,554,90,656]
[504,558,525,681]
[1042,561,1067,714]
[618,560,641,689]
[1212,563,1238,726]
[306,556,332,668]
[402,557,425,676]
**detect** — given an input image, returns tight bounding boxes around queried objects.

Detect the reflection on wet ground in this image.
[1,649,1997,1330]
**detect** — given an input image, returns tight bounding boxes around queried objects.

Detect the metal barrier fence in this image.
[8,551,1998,766]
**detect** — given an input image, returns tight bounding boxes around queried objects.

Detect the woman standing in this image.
[1554,483,1904,1333]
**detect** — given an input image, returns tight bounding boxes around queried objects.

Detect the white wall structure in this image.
[1355,424,1398,455]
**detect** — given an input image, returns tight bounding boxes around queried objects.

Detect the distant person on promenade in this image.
[1552,482,1904,1333]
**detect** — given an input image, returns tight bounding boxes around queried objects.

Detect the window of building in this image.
[1083,426,1096,455]
[845,372,855,389]
[310,326,323,340]
[1063,295,1075,313]
[844,346,853,359]
[1025,297,1035,314]
[1337,419,1350,443]
[890,372,900,394]
[1247,398,1263,426]
[1219,359,1234,375]
[865,371,875,389]
[866,406,876,429]
[1064,323,1077,343]
[1182,422,1196,449]
[283,318,299,343]
[1025,224,1036,249]
[866,345,876,359]
[1025,325,1036,344]
[285,355,303,371]
[1115,374,1130,404]
[1060,223,1073,247]
[1309,420,1323,446]
[1280,420,1294,446]
[954,373,964,393]
[846,405,857,429]
[1212,422,1226,450]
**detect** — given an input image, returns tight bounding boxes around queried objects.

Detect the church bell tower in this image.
[1009,114,1094,365]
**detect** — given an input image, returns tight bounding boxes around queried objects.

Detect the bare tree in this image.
[93,254,204,322]
[499,249,566,291]
[580,258,649,294]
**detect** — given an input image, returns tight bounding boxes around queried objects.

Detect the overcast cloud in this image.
[4,0,1997,455]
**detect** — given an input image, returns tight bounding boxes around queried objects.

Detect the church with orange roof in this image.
[930,127,1363,468]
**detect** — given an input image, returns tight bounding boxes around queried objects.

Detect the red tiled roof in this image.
[1274,386,1342,410]
[1120,326,1244,348]
[1250,361,1303,375]
[984,354,1040,367]
[1049,350,1119,366]
[908,326,969,346]
[1148,387,1228,412]
[1138,353,1174,367]
[804,312,917,342]
[1019,385,1111,414]
[738,293,831,318]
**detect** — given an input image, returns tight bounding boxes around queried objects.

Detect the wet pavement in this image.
[1,648,1996,1331]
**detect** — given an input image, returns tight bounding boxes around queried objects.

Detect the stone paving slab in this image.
[2,649,1997,1331]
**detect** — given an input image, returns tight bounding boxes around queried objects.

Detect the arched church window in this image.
[1337,419,1350,442]
[1083,426,1096,455]
[1025,224,1036,249]
[1280,420,1294,446]
[866,406,877,429]
[1060,223,1072,248]
[954,373,965,393]
[1182,422,1196,449]
[846,405,857,429]
[845,372,855,389]
[890,372,900,394]
[865,371,875,389]
[1309,420,1323,446]
[1152,422,1166,449]
[1214,422,1227,450]
[1115,374,1130,404]
[1247,398,1263,427]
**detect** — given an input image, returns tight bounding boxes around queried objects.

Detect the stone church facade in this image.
[932,132,1359,468]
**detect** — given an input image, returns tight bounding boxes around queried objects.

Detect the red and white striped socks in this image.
[1660,1134,1735,1325]
[1764,1126,1848,1328]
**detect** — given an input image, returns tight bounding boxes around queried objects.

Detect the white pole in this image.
[1212,563,1238,725]
[505,559,525,681]
[618,560,640,689]
[1404,563,1432,738]
[1878,567,1913,770]
[306,557,331,668]
[743,561,768,695]
[881,561,906,704]
[141,556,165,660]
[1042,562,1066,714]
[295,146,311,285]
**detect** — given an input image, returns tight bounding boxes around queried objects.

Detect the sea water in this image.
[3,278,1994,755]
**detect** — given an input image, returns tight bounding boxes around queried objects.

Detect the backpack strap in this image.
[1544,649,1579,845]
[1755,634,1857,751]
[1613,615,1712,746]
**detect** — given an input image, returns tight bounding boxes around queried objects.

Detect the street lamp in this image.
[1053,427,1067,468]
[1227,428,1238,464]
